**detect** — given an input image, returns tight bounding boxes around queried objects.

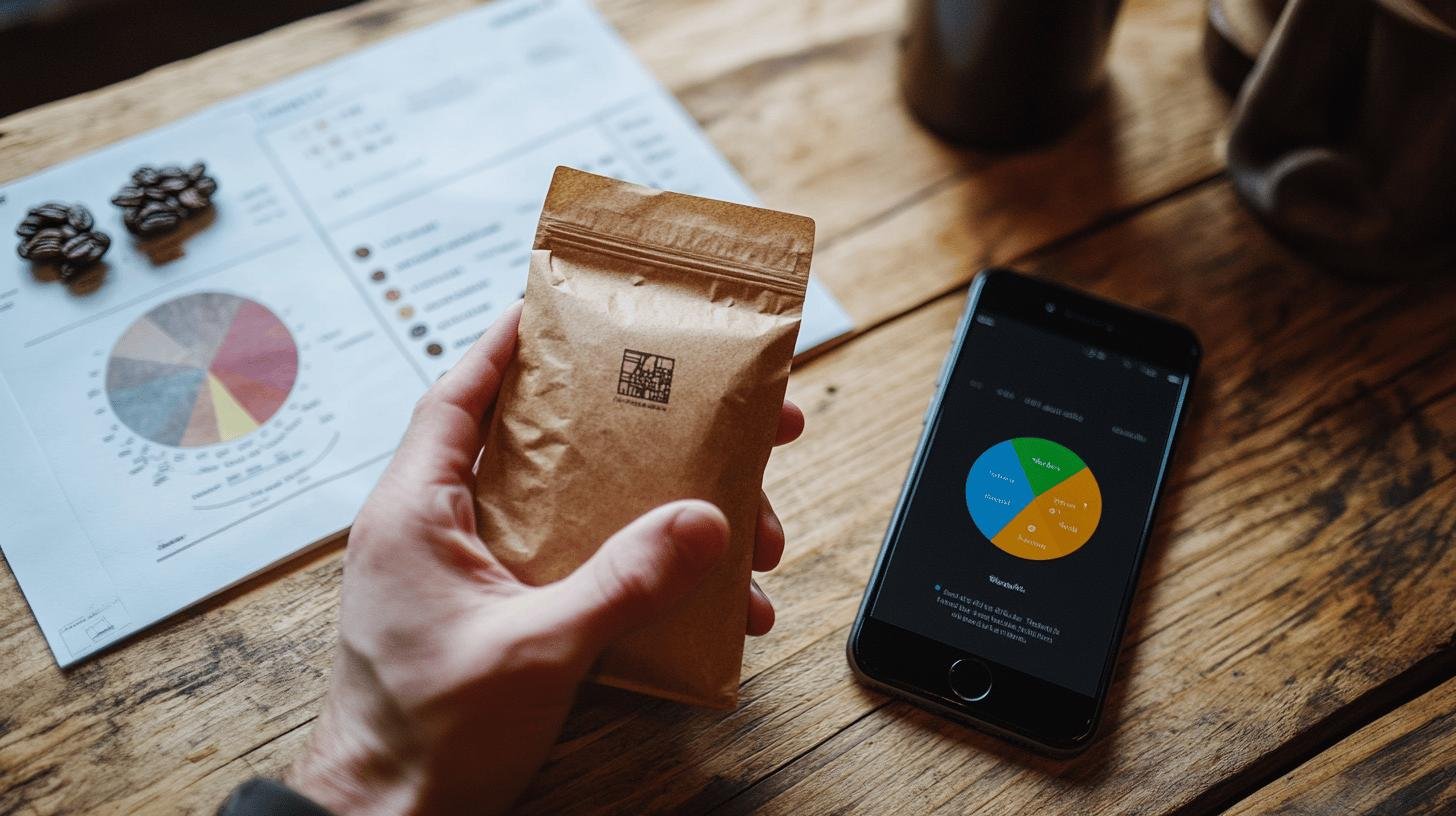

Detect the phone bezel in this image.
[847,267,1201,755]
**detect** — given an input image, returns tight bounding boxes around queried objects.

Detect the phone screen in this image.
[868,307,1191,696]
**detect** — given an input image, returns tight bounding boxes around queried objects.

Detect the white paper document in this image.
[0,0,853,666]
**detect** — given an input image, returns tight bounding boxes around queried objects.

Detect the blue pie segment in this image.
[964,440,1035,540]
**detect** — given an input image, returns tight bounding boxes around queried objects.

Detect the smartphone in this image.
[848,267,1200,755]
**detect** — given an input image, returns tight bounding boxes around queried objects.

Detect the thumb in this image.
[557,500,729,649]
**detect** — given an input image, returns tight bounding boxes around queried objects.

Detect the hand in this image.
[285,302,803,815]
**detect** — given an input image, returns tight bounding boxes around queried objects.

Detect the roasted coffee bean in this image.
[62,231,109,264]
[178,188,208,211]
[193,176,218,197]
[132,167,160,186]
[66,207,94,232]
[25,227,68,261]
[136,204,181,235]
[111,186,146,208]
[32,203,71,222]
[16,214,46,237]
[57,262,90,281]
[159,176,189,193]
[187,162,207,181]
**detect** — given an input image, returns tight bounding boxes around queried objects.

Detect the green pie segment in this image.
[106,292,299,448]
[1010,436,1086,495]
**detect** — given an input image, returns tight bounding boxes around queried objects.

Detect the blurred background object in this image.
[899,0,1124,150]
[1224,0,1456,279]
[0,0,358,118]
[1203,0,1288,93]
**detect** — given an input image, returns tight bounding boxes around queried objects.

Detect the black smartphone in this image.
[848,267,1200,755]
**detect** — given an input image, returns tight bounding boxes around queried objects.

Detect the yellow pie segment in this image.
[990,467,1102,560]
[206,373,260,439]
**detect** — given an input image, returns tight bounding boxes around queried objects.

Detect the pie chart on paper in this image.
[106,292,298,448]
[965,437,1102,560]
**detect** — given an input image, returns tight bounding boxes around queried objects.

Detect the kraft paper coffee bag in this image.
[474,166,813,708]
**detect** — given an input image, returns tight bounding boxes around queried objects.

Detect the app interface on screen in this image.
[870,310,1188,695]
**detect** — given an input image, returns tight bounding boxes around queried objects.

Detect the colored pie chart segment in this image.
[965,437,1102,560]
[106,292,298,448]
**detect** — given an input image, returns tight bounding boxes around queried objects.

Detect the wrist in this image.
[285,696,420,816]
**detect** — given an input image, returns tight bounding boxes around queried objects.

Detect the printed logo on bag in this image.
[617,349,674,406]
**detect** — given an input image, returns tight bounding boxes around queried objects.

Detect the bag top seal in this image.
[534,166,816,290]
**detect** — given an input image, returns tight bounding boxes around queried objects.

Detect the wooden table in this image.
[2,0,1453,813]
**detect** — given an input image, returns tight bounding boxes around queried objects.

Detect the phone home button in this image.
[948,658,992,702]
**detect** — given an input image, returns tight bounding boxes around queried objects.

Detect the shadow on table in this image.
[932,81,1134,267]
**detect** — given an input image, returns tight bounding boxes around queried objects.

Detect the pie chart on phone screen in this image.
[106,292,298,448]
[965,437,1102,560]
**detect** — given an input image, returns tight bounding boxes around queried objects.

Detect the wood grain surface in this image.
[1,0,1453,813]
[1224,677,1456,816]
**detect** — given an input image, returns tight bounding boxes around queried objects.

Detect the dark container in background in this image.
[901,0,1125,149]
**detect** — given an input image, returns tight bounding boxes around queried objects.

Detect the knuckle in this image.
[592,547,657,617]
[409,391,443,422]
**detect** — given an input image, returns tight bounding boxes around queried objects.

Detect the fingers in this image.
[557,500,729,648]
[389,302,522,483]
[428,300,524,422]
[747,580,775,636]
[753,491,785,572]
[774,400,805,446]
[749,400,797,635]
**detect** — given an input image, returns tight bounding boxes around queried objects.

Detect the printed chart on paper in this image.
[0,0,853,666]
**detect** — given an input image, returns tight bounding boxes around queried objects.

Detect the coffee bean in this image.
[16,214,46,237]
[187,162,207,181]
[62,231,108,264]
[178,188,208,211]
[111,186,146,207]
[58,262,91,282]
[132,167,160,186]
[137,206,181,235]
[25,227,68,260]
[159,176,189,193]
[66,207,93,232]
[34,204,70,223]
[193,176,218,197]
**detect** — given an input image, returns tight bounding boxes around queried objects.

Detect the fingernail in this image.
[752,580,772,605]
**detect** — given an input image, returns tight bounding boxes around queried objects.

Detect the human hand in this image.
[285,301,803,815]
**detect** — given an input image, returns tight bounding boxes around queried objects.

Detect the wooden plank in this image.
[0,544,345,814]
[0,0,1227,332]
[512,179,1456,813]
[1223,677,1456,816]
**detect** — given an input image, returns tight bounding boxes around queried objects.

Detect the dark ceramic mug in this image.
[901,0,1125,149]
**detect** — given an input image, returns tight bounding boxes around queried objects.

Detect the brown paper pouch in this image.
[473,166,813,707]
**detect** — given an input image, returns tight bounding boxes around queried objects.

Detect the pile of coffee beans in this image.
[112,163,219,237]
[15,203,111,281]
[13,161,220,285]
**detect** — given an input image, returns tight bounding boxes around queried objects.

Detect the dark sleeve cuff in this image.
[218,778,336,816]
